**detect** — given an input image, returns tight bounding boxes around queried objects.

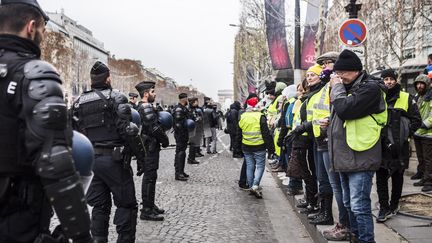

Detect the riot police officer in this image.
[173,93,190,181]
[135,81,170,221]
[72,61,146,243]
[0,1,92,242]
[128,92,139,109]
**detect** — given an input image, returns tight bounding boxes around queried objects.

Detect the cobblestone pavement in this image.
[103,131,312,243]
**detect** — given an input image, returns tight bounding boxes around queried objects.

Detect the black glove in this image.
[136,160,145,176]
[293,124,306,135]
[286,132,297,144]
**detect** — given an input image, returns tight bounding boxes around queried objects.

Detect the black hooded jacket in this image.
[381,84,422,169]
[226,101,241,134]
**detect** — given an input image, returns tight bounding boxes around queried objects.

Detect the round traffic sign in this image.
[338,19,367,47]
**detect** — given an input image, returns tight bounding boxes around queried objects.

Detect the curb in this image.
[267,167,335,243]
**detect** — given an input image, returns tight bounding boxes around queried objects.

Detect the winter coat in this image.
[226,102,241,134]
[381,84,422,170]
[415,88,432,139]
[328,71,387,172]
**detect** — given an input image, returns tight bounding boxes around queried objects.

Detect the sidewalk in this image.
[268,155,432,243]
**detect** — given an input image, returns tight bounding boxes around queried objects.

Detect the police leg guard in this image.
[44,173,91,240]
[178,151,186,174]
[114,207,137,243]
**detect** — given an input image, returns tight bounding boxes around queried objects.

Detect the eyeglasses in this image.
[335,71,347,76]
[323,60,334,65]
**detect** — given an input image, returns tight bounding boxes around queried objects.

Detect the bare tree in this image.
[233,0,273,102]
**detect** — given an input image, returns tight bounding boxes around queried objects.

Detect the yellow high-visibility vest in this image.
[239,111,265,146]
[311,83,331,138]
[345,91,388,152]
[394,91,409,112]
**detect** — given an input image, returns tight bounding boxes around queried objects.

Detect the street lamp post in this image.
[345,0,362,19]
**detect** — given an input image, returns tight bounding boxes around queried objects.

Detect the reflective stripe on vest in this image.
[312,83,331,138]
[345,91,388,152]
[394,91,409,112]
[239,111,264,146]
[293,100,308,136]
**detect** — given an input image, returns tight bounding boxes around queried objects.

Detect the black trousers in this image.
[239,159,247,186]
[174,133,188,176]
[141,151,159,209]
[376,167,404,209]
[420,138,432,184]
[0,178,51,243]
[414,136,425,174]
[86,155,137,243]
[294,147,317,205]
[229,133,235,150]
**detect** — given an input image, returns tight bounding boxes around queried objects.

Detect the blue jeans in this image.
[314,149,332,194]
[322,151,349,227]
[340,171,375,243]
[244,150,266,187]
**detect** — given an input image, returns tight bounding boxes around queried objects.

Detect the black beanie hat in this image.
[333,49,363,71]
[381,69,398,80]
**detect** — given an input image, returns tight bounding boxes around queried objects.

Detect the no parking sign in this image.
[338,19,367,46]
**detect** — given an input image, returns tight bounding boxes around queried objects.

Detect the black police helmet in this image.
[0,0,50,22]
[72,131,94,177]
[158,111,173,131]
[131,109,141,128]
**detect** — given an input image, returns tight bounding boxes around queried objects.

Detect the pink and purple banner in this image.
[265,0,292,70]
[300,0,320,70]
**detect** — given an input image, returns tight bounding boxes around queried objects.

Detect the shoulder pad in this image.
[111,90,128,104]
[28,80,64,101]
[24,60,62,83]
[141,110,157,124]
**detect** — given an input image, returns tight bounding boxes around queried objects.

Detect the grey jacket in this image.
[328,72,387,172]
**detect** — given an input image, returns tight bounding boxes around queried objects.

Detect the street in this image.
[108,131,312,243]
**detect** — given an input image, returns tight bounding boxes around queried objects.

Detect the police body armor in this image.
[173,104,189,135]
[0,45,91,240]
[138,103,169,153]
[73,89,123,144]
[0,49,32,174]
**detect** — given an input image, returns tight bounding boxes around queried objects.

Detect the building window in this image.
[403,48,415,60]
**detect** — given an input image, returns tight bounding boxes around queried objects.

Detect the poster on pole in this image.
[265,0,293,70]
[301,0,320,70]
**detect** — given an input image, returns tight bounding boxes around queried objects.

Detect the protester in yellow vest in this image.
[328,50,387,243]
[238,93,275,199]
[412,74,432,192]
[375,69,422,223]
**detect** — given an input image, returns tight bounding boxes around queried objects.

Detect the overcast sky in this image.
[38,0,315,100]
[38,0,241,100]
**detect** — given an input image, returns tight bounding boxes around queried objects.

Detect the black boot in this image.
[175,174,188,181]
[299,204,319,214]
[188,146,199,164]
[411,172,423,180]
[153,204,165,214]
[309,193,334,225]
[307,195,323,220]
[140,207,164,221]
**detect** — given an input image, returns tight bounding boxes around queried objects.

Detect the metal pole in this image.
[294,0,302,85]
[345,0,362,19]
